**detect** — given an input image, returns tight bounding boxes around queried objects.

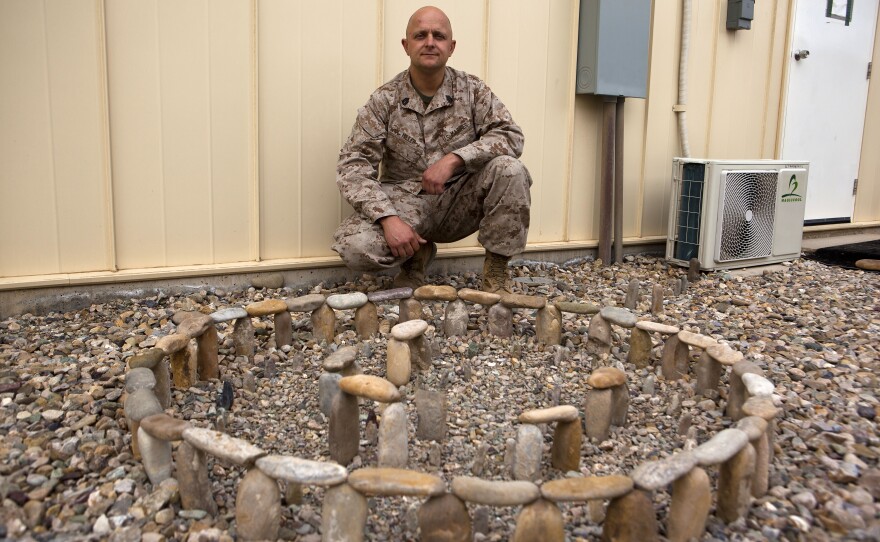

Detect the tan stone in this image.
[751,431,770,498]
[175,441,218,515]
[322,484,367,542]
[512,499,564,542]
[140,413,191,441]
[551,419,582,472]
[418,494,472,542]
[660,334,690,381]
[245,299,288,317]
[391,319,429,340]
[236,468,281,541]
[500,293,546,309]
[128,347,164,370]
[519,405,579,424]
[458,288,501,305]
[587,314,612,348]
[177,313,213,338]
[411,334,433,371]
[339,375,401,403]
[635,321,680,335]
[706,342,744,365]
[156,333,189,355]
[399,298,424,322]
[678,330,718,350]
[588,367,626,389]
[668,467,711,542]
[717,443,756,523]
[536,305,562,345]
[650,283,664,314]
[348,468,445,497]
[311,304,336,344]
[540,475,632,502]
[329,392,359,466]
[386,339,412,387]
[354,302,379,339]
[274,311,293,348]
[627,327,653,368]
[170,343,197,389]
[742,396,780,420]
[735,416,769,441]
[611,384,629,426]
[451,477,540,506]
[413,284,458,301]
[196,325,219,380]
[856,259,880,271]
[233,316,255,358]
[583,388,613,441]
[602,489,658,541]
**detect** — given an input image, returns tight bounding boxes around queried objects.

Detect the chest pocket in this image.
[386,129,424,168]
[441,115,476,154]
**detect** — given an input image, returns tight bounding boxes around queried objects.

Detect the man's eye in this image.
[434,34,446,40]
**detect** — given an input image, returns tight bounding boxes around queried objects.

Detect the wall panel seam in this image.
[636,0,659,238]
[250,0,260,261]
[561,0,579,242]
[759,0,779,157]
[42,0,62,273]
[206,1,215,262]
[96,0,117,271]
[774,0,795,159]
[155,2,168,266]
[705,0,720,156]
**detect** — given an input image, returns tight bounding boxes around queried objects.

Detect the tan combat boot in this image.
[481,251,512,293]
[392,242,437,289]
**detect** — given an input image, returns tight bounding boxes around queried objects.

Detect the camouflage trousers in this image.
[332,156,532,271]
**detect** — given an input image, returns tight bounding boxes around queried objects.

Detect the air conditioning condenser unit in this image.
[666,158,809,271]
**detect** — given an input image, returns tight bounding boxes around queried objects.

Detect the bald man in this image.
[332,6,531,292]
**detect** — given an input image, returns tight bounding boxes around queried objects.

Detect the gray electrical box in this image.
[575,0,652,98]
[727,0,755,30]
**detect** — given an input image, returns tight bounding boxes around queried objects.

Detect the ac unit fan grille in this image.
[718,171,778,261]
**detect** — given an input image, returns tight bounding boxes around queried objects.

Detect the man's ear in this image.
[449,40,456,55]
[401,38,408,54]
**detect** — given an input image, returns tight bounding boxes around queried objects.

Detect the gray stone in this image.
[635,320,681,335]
[631,451,697,490]
[599,306,637,328]
[488,303,513,337]
[125,368,156,393]
[451,477,540,506]
[444,299,469,337]
[678,330,717,350]
[583,388,613,442]
[196,325,219,380]
[693,428,750,466]
[368,287,413,302]
[233,317,255,358]
[624,279,639,309]
[513,424,543,482]
[235,468,281,541]
[322,484,367,542]
[329,392,360,466]
[415,389,447,442]
[378,403,408,468]
[326,292,369,310]
[182,427,266,467]
[742,372,775,396]
[138,427,172,485]
[285,294,326,312]
[324,346,358,373]
[319,372,343,417]
[695,351,723,396]
[251,273,284,289]
[211,307,248,323]
[734,416,769,441]
[255,455,348,486]
[411,334,433,371]
[174,442,218,514]
[391,319,429,340]
[273,311,292,348]
[124,388,163,422]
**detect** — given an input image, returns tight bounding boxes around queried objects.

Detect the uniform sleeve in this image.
[336,98,398,223]
[451,78,525,172]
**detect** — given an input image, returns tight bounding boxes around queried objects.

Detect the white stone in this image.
[742,373,775,397]
[391,319,429,341]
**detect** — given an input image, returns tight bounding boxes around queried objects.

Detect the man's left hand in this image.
[421,153,464,194]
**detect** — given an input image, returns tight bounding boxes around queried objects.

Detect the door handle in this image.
[794,50,810,61]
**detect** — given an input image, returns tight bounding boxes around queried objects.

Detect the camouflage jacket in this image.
[337,67,524,223]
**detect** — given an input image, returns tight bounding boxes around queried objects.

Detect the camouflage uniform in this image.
[332,67,531,271]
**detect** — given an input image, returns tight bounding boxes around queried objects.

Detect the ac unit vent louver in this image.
[666,159,810,271]
[718,171,777,261]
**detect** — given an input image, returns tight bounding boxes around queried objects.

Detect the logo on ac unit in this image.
[781,175,802,203]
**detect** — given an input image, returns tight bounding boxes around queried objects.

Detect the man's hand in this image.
[380,215,427,258]
[421,153,465,194]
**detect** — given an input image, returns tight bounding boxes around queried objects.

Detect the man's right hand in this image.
[380,215,427,258]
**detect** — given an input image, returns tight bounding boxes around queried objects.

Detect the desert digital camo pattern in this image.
[333,67,532,271]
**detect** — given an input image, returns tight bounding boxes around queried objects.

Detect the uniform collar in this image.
[400,68,455,114]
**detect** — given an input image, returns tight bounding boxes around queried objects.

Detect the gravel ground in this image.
[1,255,878,541]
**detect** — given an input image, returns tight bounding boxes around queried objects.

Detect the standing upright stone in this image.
[587,314,612,356]
[444,299,469,337]
[411,335,433,371]
[650,284,664,315]
[233,317,255,358]
[311,304,337,344]
[661,335,690,381]
[274,311,293,348]
[624,279,640,309]
[602,489,658,542]
[695,350,723,396]
[583,389,613,442]
[680,275,689,293]
[354,302,379,339]
[513,424,543,482]
[488,303,513,337]
[170,343,197,389]
[378,402,408,468]
[399,298,424,322]
[415,389,447,442]
[386,338,412,386]
[196,325,219,381]
[236,468,281,541]
[536,305,562,345]
[688,257,700,282]
[418,494,472,542]
[319,372,343,417]
[322,484,368,542]
[512,499,564,542]
[551,419,582,472]
[751,431,770,498]
[627,327,653,368]
[329,392,360,466]
[175,441,218,515]
[137,427,172,485]
[717,443,756,523]
[668,467,710,542]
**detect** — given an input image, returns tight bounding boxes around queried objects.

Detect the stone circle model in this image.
[123,280,781,541]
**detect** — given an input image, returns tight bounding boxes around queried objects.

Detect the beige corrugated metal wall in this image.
[1,0,878,287]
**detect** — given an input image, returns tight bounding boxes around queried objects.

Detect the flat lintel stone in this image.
[211,307,249,323]
[706,343,744,366]
[458,288,501,305]
[500,293,546,310]
[367,288,413,303]
[451,477,540,506]
[285,294,326,312]
[347,468,445,497]
[553,301,600,315]
[413,285,458,302]
[326,292,369,310]
[323,346,358,372]
[693,429,750,466]
[540,475,633,502]
[741,373,775,397]
[599,307,637,328]
[338,375,401,403]
[587,367,627,389]
[182,427,266,467]
[635,321,680,335]
[255,455,348,486]
[631,451,697,490]
[390,319,429,341]
[519,405,579,425]
[678,330,718,350]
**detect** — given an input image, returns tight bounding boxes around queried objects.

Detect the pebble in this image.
[326,292,369,310]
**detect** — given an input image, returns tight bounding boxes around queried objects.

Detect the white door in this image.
[780,0,878,224]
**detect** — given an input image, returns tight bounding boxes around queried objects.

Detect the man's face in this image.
[402,8,456,73]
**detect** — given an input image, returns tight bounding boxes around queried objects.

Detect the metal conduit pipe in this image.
[676,0,692,158]
[598,96,616,264]
[614,97,625,264]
